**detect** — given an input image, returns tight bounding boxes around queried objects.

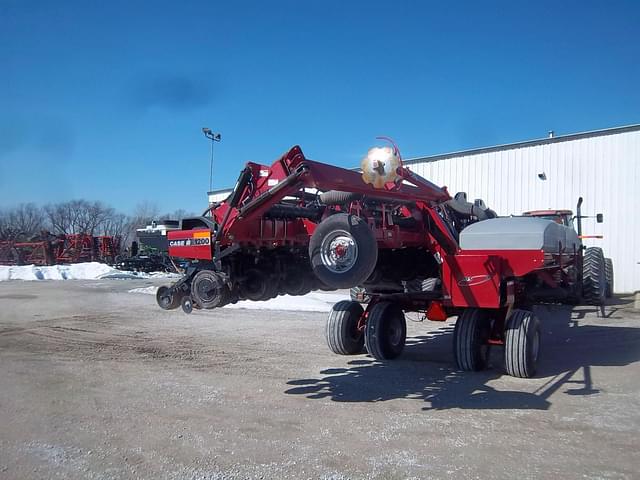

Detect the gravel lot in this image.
[1,279,639,479]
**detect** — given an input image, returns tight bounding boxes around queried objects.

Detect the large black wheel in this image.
[453,308,491,372]
[191,270,229,309]
[504,309,541,378]
[309,213,378,289]
[364,302,406,360]
[156,285,181,310]
[604,257,614,298]
[582,247,606,305]
[326,300,365,355]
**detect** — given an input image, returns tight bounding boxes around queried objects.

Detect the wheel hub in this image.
[196,278,216,300]
[320,230,358,273]
[334,243,347,258]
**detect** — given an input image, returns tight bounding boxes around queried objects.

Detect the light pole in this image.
[202,127,221,192]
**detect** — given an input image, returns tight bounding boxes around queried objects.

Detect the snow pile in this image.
[129,286,159,295]
[128,286,348,313]
[0,262,180,282]
[225,292,348,312]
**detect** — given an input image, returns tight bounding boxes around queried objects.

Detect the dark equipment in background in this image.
[114,220,182,273]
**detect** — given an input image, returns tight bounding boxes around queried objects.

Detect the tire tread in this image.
[326,300,364,355]
[453,309,490,371]
[364,302,406,360]
[504,309,541,378]
[604,257,614,298]
[583,247,605,305]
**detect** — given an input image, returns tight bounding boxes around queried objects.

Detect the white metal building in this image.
[208,124,640,293]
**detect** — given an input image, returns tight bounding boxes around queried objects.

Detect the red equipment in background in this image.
[54,234,95,264]
[0,239,53,266]
[0,233,121,266]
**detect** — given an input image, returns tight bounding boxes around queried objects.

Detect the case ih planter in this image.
[157,144,607,378]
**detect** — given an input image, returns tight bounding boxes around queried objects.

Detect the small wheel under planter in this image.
[240,269,276,301]
[191,270,229,309]
[156,285,181,310]
[453,308,492,372]
[326,300,365,355]
[181,296,194,314]
[364,301,406,360]
[263,277,280,300]
[309,213,378,289]
[282,269,312,296]
[504,309,541,378]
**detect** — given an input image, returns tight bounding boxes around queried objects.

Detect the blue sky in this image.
[1,0,639,214]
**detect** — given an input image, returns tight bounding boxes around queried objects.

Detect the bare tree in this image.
[74,200,114,235]
[100,212,132,244]
[1,200,170,251]
[130,201,160,229]
[44,202,74,235]
[159,209,195,221]
[0,203,45,240]
[0,209,11,240]
[42,200,116,235]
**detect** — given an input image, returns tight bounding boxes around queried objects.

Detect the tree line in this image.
[0,200,193,244]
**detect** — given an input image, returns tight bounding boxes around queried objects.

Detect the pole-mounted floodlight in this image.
[202,127,221,192]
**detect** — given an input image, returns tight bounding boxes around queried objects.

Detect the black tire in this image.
[364,302,406,360]
[181,295,194,314]
[582,247,606,305]
[604,257,614,298]
[314,278,337,291]
[504,309,541,378]
[240,269,269,301]
[326,300,365,355]
[282,269,311,296]
[453,308,491,372]
[263,278,280,300]
[319,190,362,205]
[295,276,313,296]
[191,270,229,309]
[309,213,378,289]
[156,285,181,310]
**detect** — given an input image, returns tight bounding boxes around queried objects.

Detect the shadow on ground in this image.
[285,296,640,411]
